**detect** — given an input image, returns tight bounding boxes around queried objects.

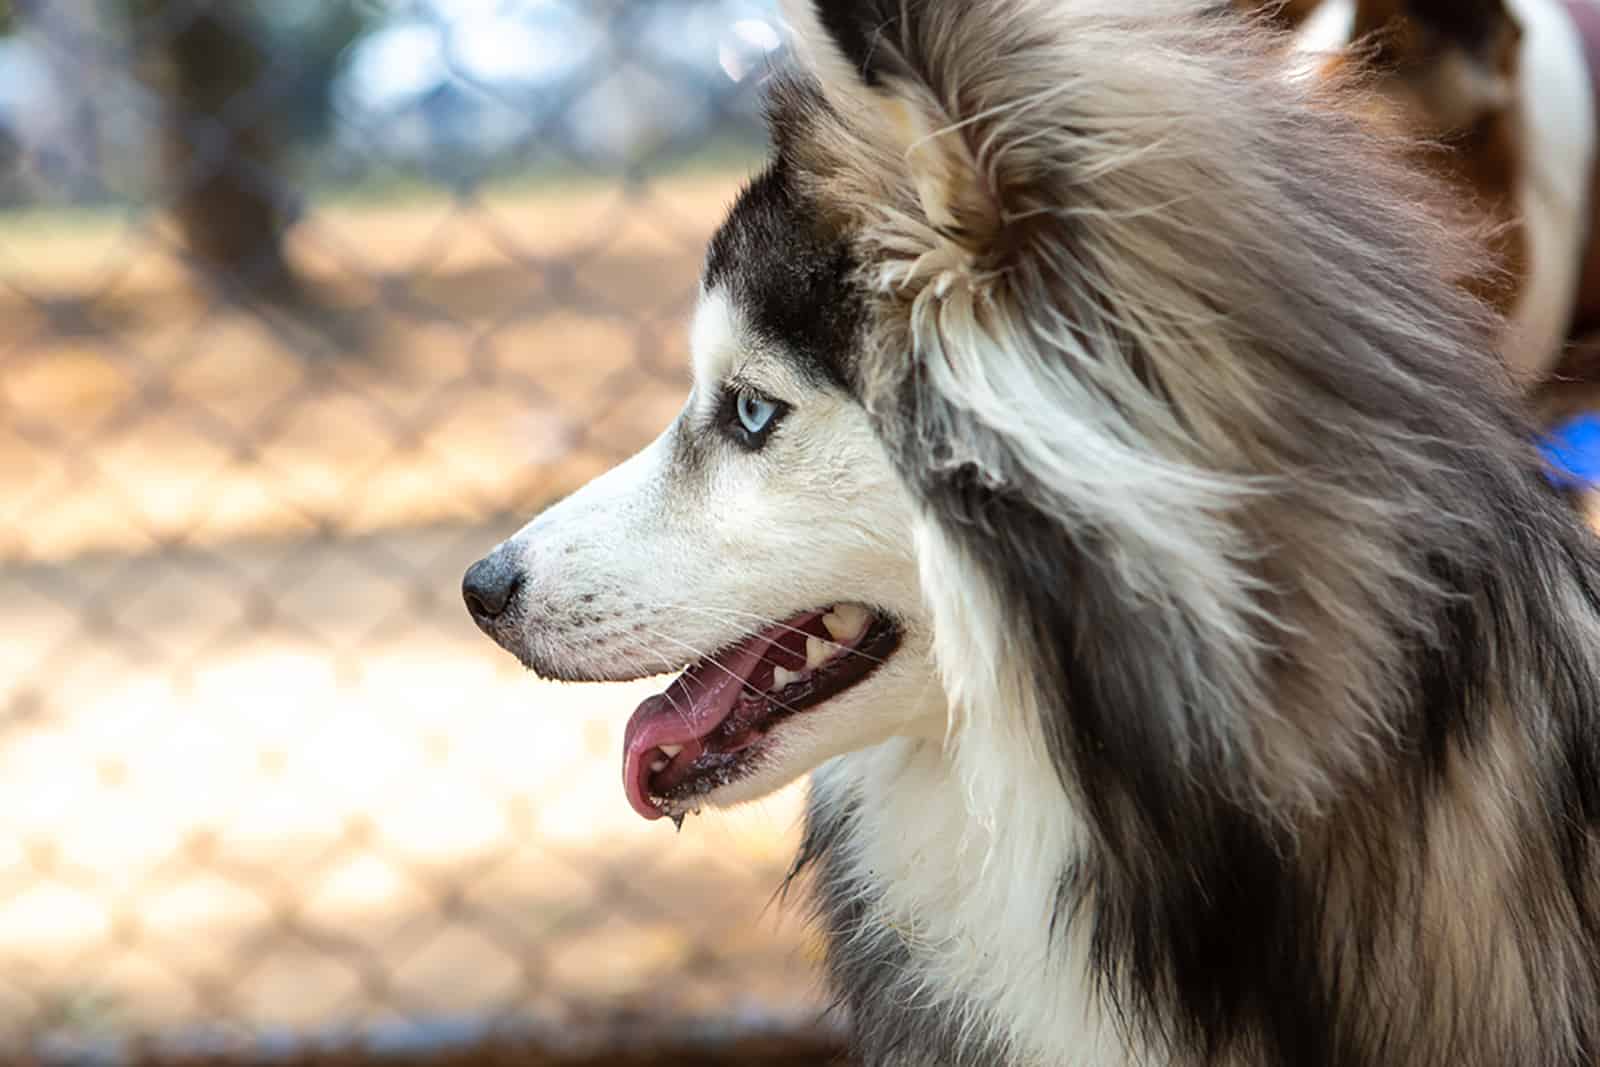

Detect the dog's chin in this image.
[618,603,903,823]
[484,624,661,685]
[657,737,817,816]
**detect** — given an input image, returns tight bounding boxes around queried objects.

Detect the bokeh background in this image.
[0,1,842,1063]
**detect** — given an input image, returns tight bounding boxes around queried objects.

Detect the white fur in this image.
[1505,0,1597,383]
[1287,0,1354,83]
[493,287,939,812]
[835,521,1151,1065]
[813,736,1143,1066]
[496,276,1147,1058]
[478,5,1600,1063]
[1288,0,1599,384]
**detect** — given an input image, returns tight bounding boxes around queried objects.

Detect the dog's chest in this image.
[809,742,1147,1067]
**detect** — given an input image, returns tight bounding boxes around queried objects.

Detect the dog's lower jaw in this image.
[801,737,1132,1067]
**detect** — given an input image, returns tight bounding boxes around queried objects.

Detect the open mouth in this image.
[622,604,901,822]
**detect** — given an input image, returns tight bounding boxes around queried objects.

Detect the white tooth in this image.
[822,604,869,643]
[659,744,683,759]
[650,759,668,773]
[806,636,831,669]
[771,666,798,690]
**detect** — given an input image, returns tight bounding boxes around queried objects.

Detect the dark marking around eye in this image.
[703,143,864,392]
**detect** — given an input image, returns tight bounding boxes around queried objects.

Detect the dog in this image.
[1244,0,1600,423]
[464,1,1600,1063]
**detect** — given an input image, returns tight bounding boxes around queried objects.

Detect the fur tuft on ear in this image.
[767,0,1524,841]
[763,4,1600,1059]
[780,0,1002,253]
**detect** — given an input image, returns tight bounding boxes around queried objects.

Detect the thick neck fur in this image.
[797,528,1600,1066]
[772,2,1600,1063]
[800,733,1129,1067]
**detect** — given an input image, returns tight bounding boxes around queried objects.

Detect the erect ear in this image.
[779,0,1002,253]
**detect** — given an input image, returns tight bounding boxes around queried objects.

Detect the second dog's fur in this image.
[1248,0,1600,419]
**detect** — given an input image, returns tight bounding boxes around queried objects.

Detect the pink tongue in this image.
[622,635,773,820]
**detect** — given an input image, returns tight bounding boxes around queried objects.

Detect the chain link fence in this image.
[0,1,842,1062]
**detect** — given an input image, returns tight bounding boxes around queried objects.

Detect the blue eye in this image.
[723,387,787,450]
[736,390,780,437]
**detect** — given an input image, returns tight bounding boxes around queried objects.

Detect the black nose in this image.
[463,551,523,624]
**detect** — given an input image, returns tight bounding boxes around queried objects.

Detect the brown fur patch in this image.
[1563,0,1600,342]
[776,2,1600,1062]
[1414,111,1527,317]
[1344,0,1528,316]
[1570,182,1600,339]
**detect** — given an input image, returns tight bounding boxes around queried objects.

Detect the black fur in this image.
[851,183,1600,1063]
[1407,0,1513,52]
[752,2,1600,1063]
[1360,0,1516,64]
[809,0,910,85]
[786,329,1600,1067]
[789,801,1014,1067]
[763,7,1600,1064]
[704,150,861,391]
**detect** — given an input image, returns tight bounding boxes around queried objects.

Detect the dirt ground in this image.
[128,1028,853,1067]
[0,524,826,1038]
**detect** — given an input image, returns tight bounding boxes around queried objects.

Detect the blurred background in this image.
[0,0,843,1063]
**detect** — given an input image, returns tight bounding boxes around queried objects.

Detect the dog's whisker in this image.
[646,601,895,668]
[627,616,823,682]
[643,647,697,737]
[637,625,810,720]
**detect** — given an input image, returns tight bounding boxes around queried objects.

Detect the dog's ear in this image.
[779,0,1003,254]
[1352,0,1521,124]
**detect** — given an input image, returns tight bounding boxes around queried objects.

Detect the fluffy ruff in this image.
[775,1,1600,1064]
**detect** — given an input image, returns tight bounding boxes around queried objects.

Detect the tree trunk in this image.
[131,0,303,305]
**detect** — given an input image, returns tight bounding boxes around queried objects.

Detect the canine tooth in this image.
[659,744,683,759]
[805,636,831,669]
[772,666,798,690]
[822,604,870,643]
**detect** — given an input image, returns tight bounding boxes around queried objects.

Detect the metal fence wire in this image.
[0,1,841,1063]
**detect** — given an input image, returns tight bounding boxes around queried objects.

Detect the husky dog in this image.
[464,1,1600,1063]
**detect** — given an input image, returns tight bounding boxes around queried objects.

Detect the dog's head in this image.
[1281,0,1522,136]
[462,105,937,822]
[1353,0,1522,135]
[466,0,1516,831]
